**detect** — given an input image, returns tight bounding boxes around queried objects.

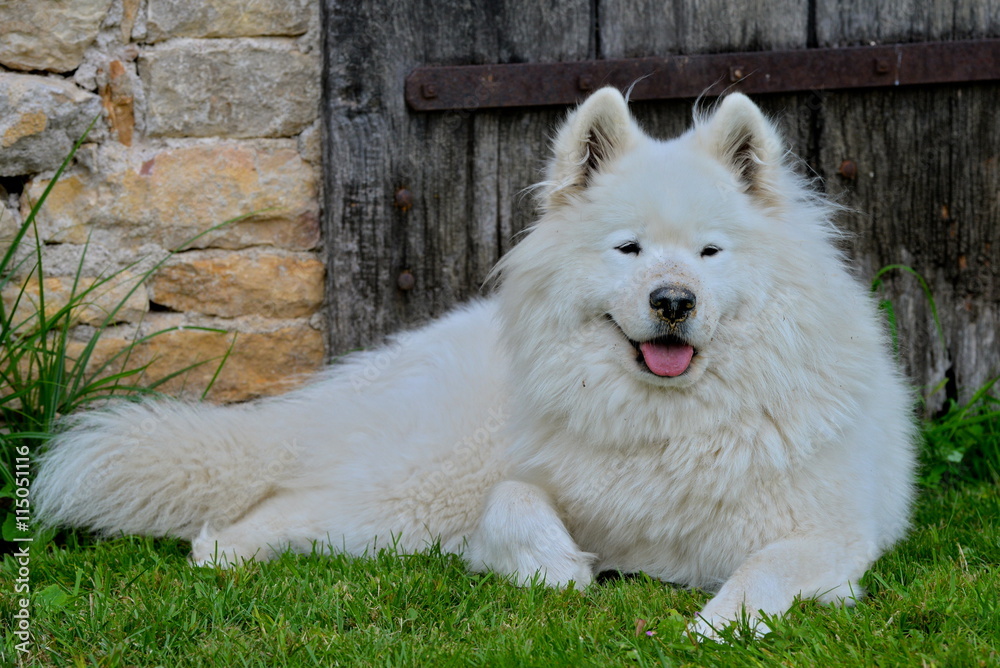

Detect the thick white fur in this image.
[35,88,916,637]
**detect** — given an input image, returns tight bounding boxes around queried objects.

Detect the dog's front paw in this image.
[687,613,724,642]
[466,529,595,589]
[466,480,595,589]
[516,549,595,589]
[687,608,772,642]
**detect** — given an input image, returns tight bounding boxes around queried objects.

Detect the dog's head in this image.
[495,88,845,439]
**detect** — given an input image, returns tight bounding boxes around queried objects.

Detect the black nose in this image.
[649,286,696,323]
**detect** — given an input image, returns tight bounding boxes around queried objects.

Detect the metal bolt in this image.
[421,84,438,99]
[397,270,415,291]
[874,58,890,74]
[838,159,858,180]
[729,65,746,82]
[394,188,412,212]
[578,75,593,91]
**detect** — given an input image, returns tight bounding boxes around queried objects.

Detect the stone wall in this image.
[0,0,326,402]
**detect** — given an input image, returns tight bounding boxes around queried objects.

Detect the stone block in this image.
[1,197,20,249]
[297,120,322,165]
[139,39,321,138]
[146,0,312,42]
[148,249,325,318]
[99,61,135,146]
[121,0,141,41]
[0,0,114,72]
[0,74,103,176]
[25,142,320,251]
[67,315,326,402]
[2,272,149,329]
[0,191,32,271]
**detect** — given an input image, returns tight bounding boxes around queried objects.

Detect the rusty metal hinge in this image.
[405,39,1000,112]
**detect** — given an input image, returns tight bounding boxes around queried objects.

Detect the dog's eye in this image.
[700,245,722,258]
[616,241,641,255]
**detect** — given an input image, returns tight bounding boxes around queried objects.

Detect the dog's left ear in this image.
[543,87,641,208]
[699,94,785,203]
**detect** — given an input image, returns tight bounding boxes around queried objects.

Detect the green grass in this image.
[2,481,998,667]
[922,378,1000,487]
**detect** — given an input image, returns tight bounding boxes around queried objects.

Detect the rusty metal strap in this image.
[406,39,1000,111]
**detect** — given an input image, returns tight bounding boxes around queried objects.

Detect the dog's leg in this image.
[465,480,595,588]
[189,490,322,567]
[692,532,871,639]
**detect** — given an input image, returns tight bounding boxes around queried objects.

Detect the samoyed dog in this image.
[35,88,916,636]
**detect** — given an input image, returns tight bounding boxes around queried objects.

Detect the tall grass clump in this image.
[922,377,1000,486]
[0,122,236,544]
[873,265,1000,488]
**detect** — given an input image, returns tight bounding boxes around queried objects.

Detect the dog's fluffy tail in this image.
[34,400,301,540]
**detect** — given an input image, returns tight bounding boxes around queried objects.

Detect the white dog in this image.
[36,88,916,637]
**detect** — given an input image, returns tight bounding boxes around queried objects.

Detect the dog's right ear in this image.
[543,87,639,209]
[696,93,786,207]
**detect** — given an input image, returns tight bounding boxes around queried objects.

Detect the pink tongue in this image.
[639,341,694,377]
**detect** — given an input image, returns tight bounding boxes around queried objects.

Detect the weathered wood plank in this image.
[816,1,1000,405]
[323,0,591,352]
[817,0,1000,45]
[598,0,808,57]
